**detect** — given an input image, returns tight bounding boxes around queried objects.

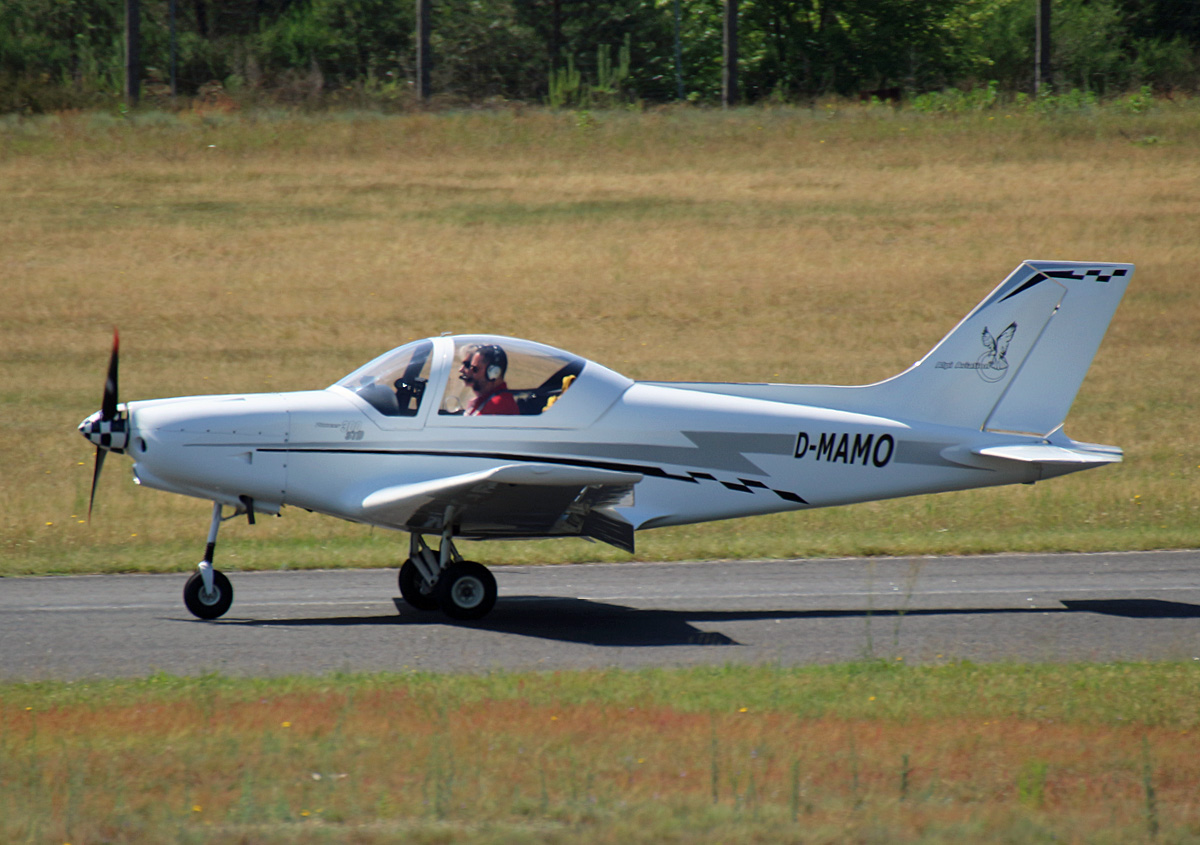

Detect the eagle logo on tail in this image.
[977,322,1017,382]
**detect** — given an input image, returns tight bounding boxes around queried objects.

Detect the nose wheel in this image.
[182,501,249,620]
[183,569,233,619]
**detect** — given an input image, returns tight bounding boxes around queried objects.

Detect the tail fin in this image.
[654,260,1132,436]
[873,260,1133,434]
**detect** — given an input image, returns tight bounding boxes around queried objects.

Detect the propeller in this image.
[102,326,119,420]
[79,328,127,520]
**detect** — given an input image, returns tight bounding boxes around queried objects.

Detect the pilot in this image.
[459,344,519,416]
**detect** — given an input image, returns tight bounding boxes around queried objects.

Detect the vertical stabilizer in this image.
[980,261,1132,435]
[867,261,1132,434]
[648,261,1133,438]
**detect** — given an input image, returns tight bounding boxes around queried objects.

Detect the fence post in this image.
[723,0,739,107]
[124,0,141,105]
[674,0,685,100]
[1035,0,1051,93]
[416,0,432,101]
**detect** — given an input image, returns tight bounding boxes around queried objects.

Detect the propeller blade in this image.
[88,446,106,521]
[88,327,121,521]
[101,327,120,420]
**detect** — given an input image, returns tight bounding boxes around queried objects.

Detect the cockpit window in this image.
[336,339,433,417]
[441,337,584,417]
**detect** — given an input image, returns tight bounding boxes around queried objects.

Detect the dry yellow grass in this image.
[2,105,1198,574]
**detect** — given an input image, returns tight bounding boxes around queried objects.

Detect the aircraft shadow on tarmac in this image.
[1058,598,1200,619]
[214,596,1200,648]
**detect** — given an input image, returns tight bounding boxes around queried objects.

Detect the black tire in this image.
[437,561,497,620]
[398,558,440,611]
[183,570,233,620]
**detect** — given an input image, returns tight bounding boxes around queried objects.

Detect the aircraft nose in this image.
[79,410,101,444]
[79,409,129,453]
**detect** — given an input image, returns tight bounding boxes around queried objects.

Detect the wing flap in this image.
[580,510,636,553]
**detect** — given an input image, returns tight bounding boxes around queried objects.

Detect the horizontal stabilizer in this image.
[973,443,1123,466]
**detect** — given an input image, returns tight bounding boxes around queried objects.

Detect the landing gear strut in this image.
[182,500,250,620]
[177,501,499,621]
[399,530,497,620]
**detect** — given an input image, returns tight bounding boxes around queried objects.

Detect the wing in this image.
[360,463,643,551]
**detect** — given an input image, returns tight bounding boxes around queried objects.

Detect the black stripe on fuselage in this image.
[259,447,700,482]
[258,447,809,504]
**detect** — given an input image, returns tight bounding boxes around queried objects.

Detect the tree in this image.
[740,0,995,99]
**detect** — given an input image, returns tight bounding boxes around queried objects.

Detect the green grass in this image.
[4,662,1200,843]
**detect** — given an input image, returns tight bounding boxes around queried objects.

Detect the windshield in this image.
[335,339,433,417]
[441,336,585,416]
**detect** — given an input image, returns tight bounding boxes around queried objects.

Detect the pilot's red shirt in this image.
[466,382,519,416]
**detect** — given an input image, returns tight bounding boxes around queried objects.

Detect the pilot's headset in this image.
[477,345,507,381]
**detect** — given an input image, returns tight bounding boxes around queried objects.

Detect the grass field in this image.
[5,662,1200,843]
[2,101,1199,576]
[3,100,1200,843]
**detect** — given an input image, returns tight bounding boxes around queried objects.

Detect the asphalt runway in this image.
[3,550,1200,680]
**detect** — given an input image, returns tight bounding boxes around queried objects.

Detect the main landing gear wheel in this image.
[183,570,233,620]
[398,558,440,611]
[437,561,497,620]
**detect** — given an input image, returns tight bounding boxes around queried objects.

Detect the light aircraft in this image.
[80,260,1132,621]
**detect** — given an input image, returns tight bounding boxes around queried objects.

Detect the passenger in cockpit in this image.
[459,344,519,416]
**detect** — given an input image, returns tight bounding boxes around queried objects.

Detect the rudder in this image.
[878,260,1133,434]
[982,261,1132,435]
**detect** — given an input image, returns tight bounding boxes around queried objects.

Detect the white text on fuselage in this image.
[794,431,895,467]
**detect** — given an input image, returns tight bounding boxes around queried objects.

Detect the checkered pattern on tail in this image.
[1045,267,1129,283]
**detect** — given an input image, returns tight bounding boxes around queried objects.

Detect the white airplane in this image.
[80,260,1132,621]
